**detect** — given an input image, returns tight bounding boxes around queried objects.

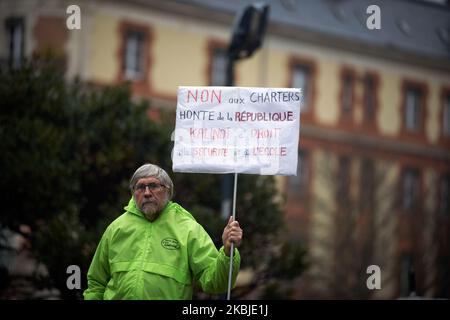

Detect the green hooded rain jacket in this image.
[83,197,240,300]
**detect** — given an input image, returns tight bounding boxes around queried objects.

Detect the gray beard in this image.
[140,200,166,222]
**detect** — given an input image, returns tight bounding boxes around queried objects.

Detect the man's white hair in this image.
[129,163,174,200]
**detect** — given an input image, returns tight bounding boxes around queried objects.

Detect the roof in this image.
[174,0,450,62]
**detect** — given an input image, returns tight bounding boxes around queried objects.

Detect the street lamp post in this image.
[222,2,270,300]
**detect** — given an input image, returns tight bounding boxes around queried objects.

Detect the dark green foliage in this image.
[0,60,170,298]
[234,175,285,269]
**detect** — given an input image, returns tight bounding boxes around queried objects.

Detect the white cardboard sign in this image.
[172,86,301,175]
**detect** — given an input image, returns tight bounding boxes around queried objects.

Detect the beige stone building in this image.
[1,0,449,298]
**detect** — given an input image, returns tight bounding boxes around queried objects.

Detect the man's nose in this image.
[143,187,153,196]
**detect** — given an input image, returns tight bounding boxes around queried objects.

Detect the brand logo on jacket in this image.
[161,238,180,250]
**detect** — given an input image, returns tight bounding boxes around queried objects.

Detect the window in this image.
[360,158,375,211]
[337,156,351,205]
[443,92,450,137]
[404,87,423,132]
[363,74,377,124]
[210,47,227,86]
[289,57,316,118]
[289,150,310,198]
[292,64,312,112]
[402,169,419,211]
[5,17,24,69]
[400,255,416,297]
[124,30,146,80]
[341,71,355,119]
[440,174,450,216]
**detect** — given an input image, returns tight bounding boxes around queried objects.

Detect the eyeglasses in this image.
[134,183,167,193]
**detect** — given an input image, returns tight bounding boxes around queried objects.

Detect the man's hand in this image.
[222,216,243,256]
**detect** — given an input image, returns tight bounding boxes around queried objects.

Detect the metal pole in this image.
[221,52,235,220]
[224,50,237,300]
[226,172,238,300]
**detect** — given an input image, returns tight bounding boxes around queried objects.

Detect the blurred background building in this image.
[1,0,449,299]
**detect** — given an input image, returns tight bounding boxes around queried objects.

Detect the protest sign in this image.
[172,86,301,175]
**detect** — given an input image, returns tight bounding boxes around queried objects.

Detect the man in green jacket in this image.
[83,163,242,300]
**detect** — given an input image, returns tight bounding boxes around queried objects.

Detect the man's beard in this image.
[140,200,166,222]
